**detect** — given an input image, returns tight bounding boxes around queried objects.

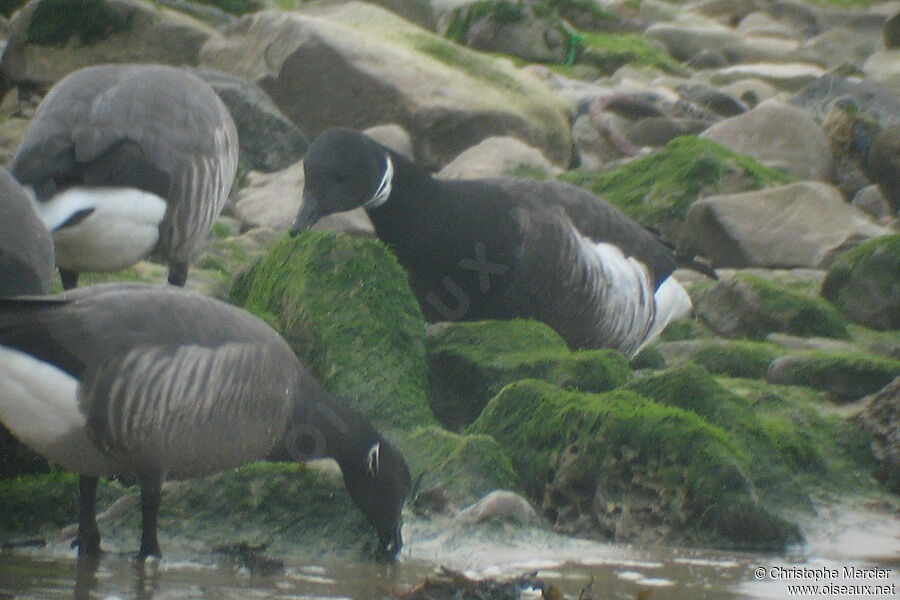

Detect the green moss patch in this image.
[690,340,783,379]
[26,0,132,46]
[469,379,801,549]
[185,0,262,16]
[427,320,632,430]
[560,136,793,229]
[403,427,519,507]
[231,231,435,433]
[695,273,849,340]
[627,363,874,495]
[767,350,900,403]
[577,32,685,75]
[822,235,900,331]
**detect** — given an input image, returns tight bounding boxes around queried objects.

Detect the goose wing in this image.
[0,285,296,477]
[0,168,54,295]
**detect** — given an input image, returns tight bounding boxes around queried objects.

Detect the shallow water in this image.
[2,503,898,599]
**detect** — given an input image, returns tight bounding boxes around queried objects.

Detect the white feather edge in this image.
[0,346,116,476]
[586,240,692,355]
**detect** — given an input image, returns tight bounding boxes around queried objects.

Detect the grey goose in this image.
[0,284,411,558]
[10,64,239,289]
[293,128,692,357]
[0,167,54,296]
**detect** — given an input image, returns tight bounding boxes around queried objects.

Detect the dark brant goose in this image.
[0,167,54,296]
[293,128,691,357]
[0,284,410,558]
[10,64,239,289]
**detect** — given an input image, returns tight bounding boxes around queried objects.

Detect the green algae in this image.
[231,231,435,433]
[403,427,519,506]
[822,235,900,331]
[560,136,794,228]
[427,320,632,430]
[690,340,783,379]
[768,350,900,402]
[577,32,685,75]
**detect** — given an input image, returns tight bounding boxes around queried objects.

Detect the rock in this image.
[737,11,799,39]
[364,123,414,159]
[437,136,561,179]
[230,231,434,432]
[767,351,900,403]
[232,162,306,231]
[455,490,538,524]
[403,427,519,506]
[708,63,827,92]
[866,126,900,214]
[563,136,793,244]
[855,376,900,493]
[852,185,892,221]
[886,11,900,49]
[426,319,631,431]
[821,235,900,331]
[798,28,881,70]
[863,50,900,96]
[793,74,900,128]
[193,68,308,173]
[676,83,748,117]
[684,182,893,269]
[1,0,217,88]
[701,101,832,180]
[472,378,803,551]
[720,78,778,108]
[644,21,799,64]
[693,272,849,340]
[200,4,572,169]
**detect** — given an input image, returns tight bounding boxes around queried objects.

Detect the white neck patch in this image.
[363,156,393,210]
[366,441,381,477]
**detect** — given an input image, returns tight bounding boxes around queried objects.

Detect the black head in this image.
[293,128,393,233]
[341,435,411,557]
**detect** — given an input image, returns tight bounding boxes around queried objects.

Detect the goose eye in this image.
[366,442,380,477]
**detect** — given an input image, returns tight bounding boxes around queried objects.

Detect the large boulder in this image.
[821,235,900,331]
[694,272,849,340]
[684,182,893,269]
[436,136,561,180]
[767,351,900,403]
[855,376,900,494]
[193,68,308,173]
[200,3,572,168]
[644,21,799,65]
[1,0,217,88]
[700,100,832,180]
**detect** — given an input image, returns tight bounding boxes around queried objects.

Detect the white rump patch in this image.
[364,156,393,210]
[36,186,167,272]
[366,442,380,477]
[0,347,115,475]
[581,239,692,357]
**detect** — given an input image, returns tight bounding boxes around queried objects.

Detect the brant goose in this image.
[0,284,410,558]
[293,128,691,356]
[10,64,239,289]
[0,168,54,296]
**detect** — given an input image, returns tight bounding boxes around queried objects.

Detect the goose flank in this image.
[293,128,692,356]
[10,64,239,289]
[0,284,411,558]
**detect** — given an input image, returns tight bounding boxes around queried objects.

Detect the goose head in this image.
[340,436,411,557]
[293,128,393,233]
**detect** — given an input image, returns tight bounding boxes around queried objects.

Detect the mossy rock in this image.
[577,32,685,75]
[627,363,876,498]
[767,350,900,403]
[689,340,783,379]
[231,231,435,433]
[560,136,793,236]
[469,379,799,550]
[427,320,632,430]
[694,273,849,340]
[821,235,900,331]
[402,426,519,507]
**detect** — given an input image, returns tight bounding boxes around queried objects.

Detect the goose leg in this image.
[138,479,163,560]
[167,261,188,287]
[77,475,101,557]
[60,269,79,290]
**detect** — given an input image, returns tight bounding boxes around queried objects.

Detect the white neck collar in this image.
[364,155,393,210]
